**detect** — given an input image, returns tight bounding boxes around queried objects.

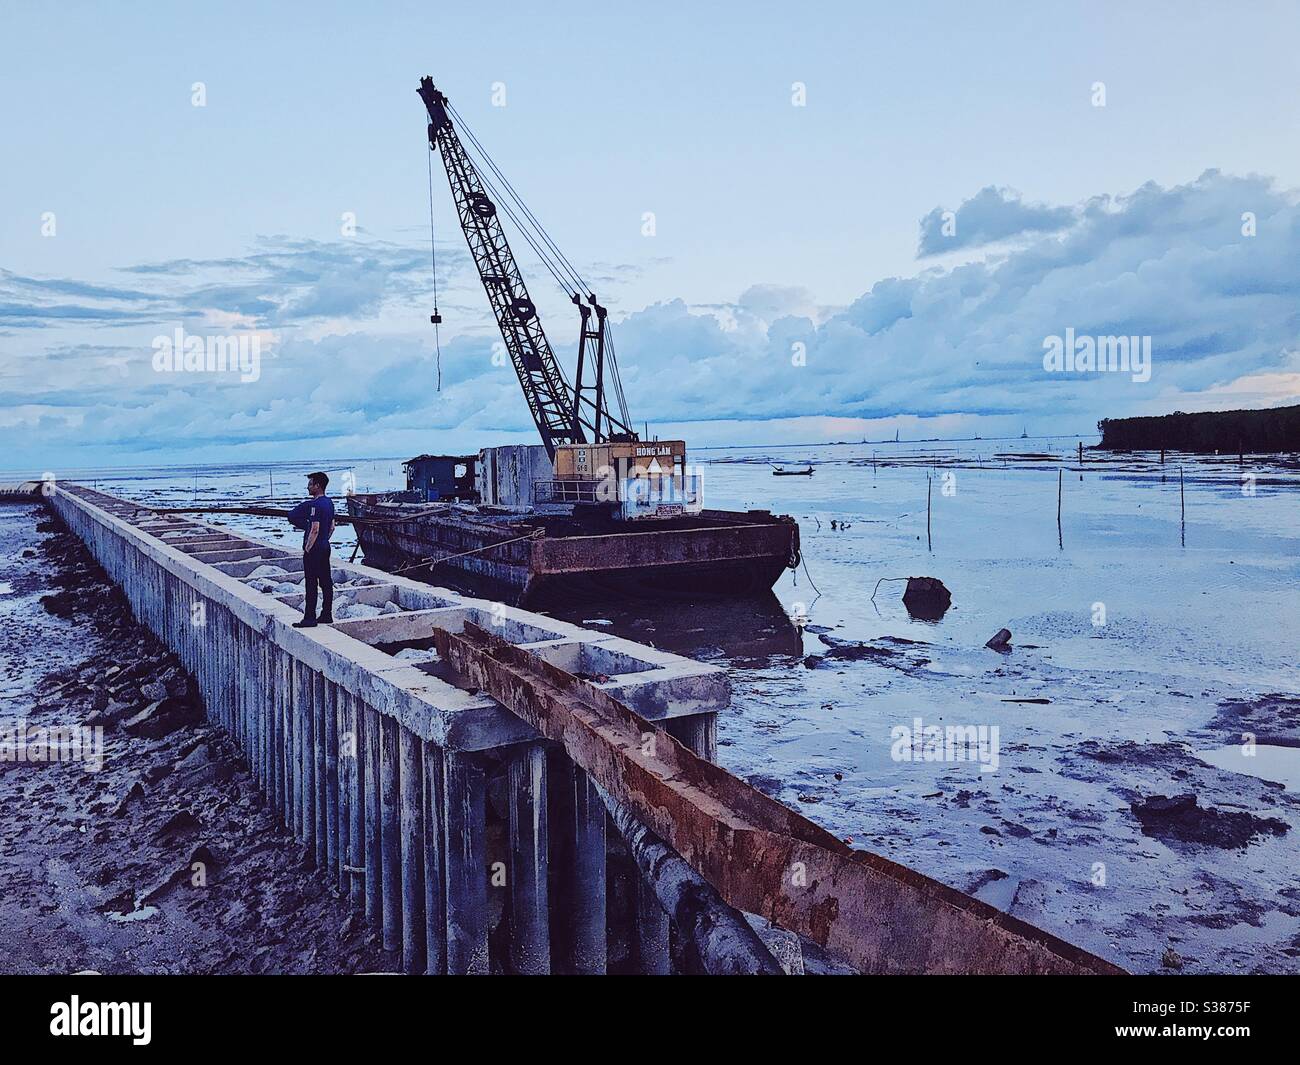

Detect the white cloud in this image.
[2,170,1298,469]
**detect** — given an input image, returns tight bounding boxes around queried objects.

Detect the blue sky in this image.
[3,1,1300,469]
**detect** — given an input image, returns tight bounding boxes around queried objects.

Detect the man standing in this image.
[287,472,336,627]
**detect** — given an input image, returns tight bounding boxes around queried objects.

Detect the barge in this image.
[348,445,800,607]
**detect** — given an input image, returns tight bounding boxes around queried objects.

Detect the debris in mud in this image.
[804,633,930,672]
[1130,793,1289,849]
[901,576,951,621]
[985,628,1012,652]
[0,508,386,975]
[1208,693,1300,747]
[122,697,202,739]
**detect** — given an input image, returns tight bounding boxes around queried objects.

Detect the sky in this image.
[3,0,1300,470]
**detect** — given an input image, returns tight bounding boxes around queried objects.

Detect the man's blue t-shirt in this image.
[288,495,335,553]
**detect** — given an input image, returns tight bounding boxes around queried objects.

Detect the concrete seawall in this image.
[50,483,727,974]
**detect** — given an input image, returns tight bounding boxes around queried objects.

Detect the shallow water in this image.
[10,436,1300,972]
[1196,744,1300,793]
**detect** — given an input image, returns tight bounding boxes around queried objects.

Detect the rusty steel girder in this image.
[432,622,1126,976]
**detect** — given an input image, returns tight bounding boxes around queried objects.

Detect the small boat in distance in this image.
[772,465,814,476]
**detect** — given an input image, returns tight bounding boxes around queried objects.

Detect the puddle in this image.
[107,905,160,924]
[1197,743,1300,792]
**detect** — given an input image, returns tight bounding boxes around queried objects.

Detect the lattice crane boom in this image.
[418,76,635,460]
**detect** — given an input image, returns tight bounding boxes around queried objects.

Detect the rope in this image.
[870,576,909,602]
[799,552,822,596]
[385,529,542,576]
[427,147,442,392]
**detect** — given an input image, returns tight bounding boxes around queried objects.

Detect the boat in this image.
[353,81,801,606]
[772,466,814,476]
[348,449,801,607]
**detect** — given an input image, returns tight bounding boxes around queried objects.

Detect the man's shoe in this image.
[292,618,317,628]
[317,614,334,624]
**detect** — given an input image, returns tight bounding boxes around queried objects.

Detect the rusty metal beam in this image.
[432,622,1126,976]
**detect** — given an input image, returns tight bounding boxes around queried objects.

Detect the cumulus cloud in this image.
[0,237,464,334]
[3,169,1298,468]
[917,185,1076,256]
[610,171,1300,430]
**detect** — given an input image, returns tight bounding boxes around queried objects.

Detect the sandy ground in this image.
[0,502,387,974]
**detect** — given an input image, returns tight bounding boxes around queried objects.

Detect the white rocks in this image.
[340,603,383,620]
[249,564,290,578]
[394,647,439,664]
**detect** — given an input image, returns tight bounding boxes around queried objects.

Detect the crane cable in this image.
[447,102,590,297]
[440,101,636,434]
[427,147,442,391]
[464,149,578,310]
[449,104,634,430]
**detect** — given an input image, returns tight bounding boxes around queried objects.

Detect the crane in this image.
[417,77,636,460]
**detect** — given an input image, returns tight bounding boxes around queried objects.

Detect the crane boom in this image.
[418,77,634,460]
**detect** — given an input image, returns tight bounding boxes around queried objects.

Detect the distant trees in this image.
[1097,405,1300,453]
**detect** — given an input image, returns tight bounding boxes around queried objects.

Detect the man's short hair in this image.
[308,471,329,490]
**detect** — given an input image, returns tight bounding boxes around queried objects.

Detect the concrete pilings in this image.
[49,484,729,975]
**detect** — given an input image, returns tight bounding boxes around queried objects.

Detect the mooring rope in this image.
[385,529,543,576]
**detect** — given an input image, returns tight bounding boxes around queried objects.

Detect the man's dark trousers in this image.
[304,544,333,621]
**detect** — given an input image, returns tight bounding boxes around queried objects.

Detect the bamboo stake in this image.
[926,474,932,552]
[1180,467,1186,547]
[1057,468,1063,550]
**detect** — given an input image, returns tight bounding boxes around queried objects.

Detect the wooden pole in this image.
[1057,468,1063,550]
[926,474,932,551]
[1180,467,1186,547]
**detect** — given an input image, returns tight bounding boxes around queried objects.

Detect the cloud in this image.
[0,236,461,334]
[606,170,1300,432]
[3,169,1299,468]
[918,185,1076,256]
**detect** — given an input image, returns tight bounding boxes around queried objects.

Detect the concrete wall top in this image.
[52,484,729,752]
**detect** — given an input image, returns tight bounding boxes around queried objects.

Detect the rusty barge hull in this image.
[347,496,799,606]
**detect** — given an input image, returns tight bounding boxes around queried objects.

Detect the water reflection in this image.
[551,591,804,664]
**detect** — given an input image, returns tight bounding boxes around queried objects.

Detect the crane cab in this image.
[545,440,703,520]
